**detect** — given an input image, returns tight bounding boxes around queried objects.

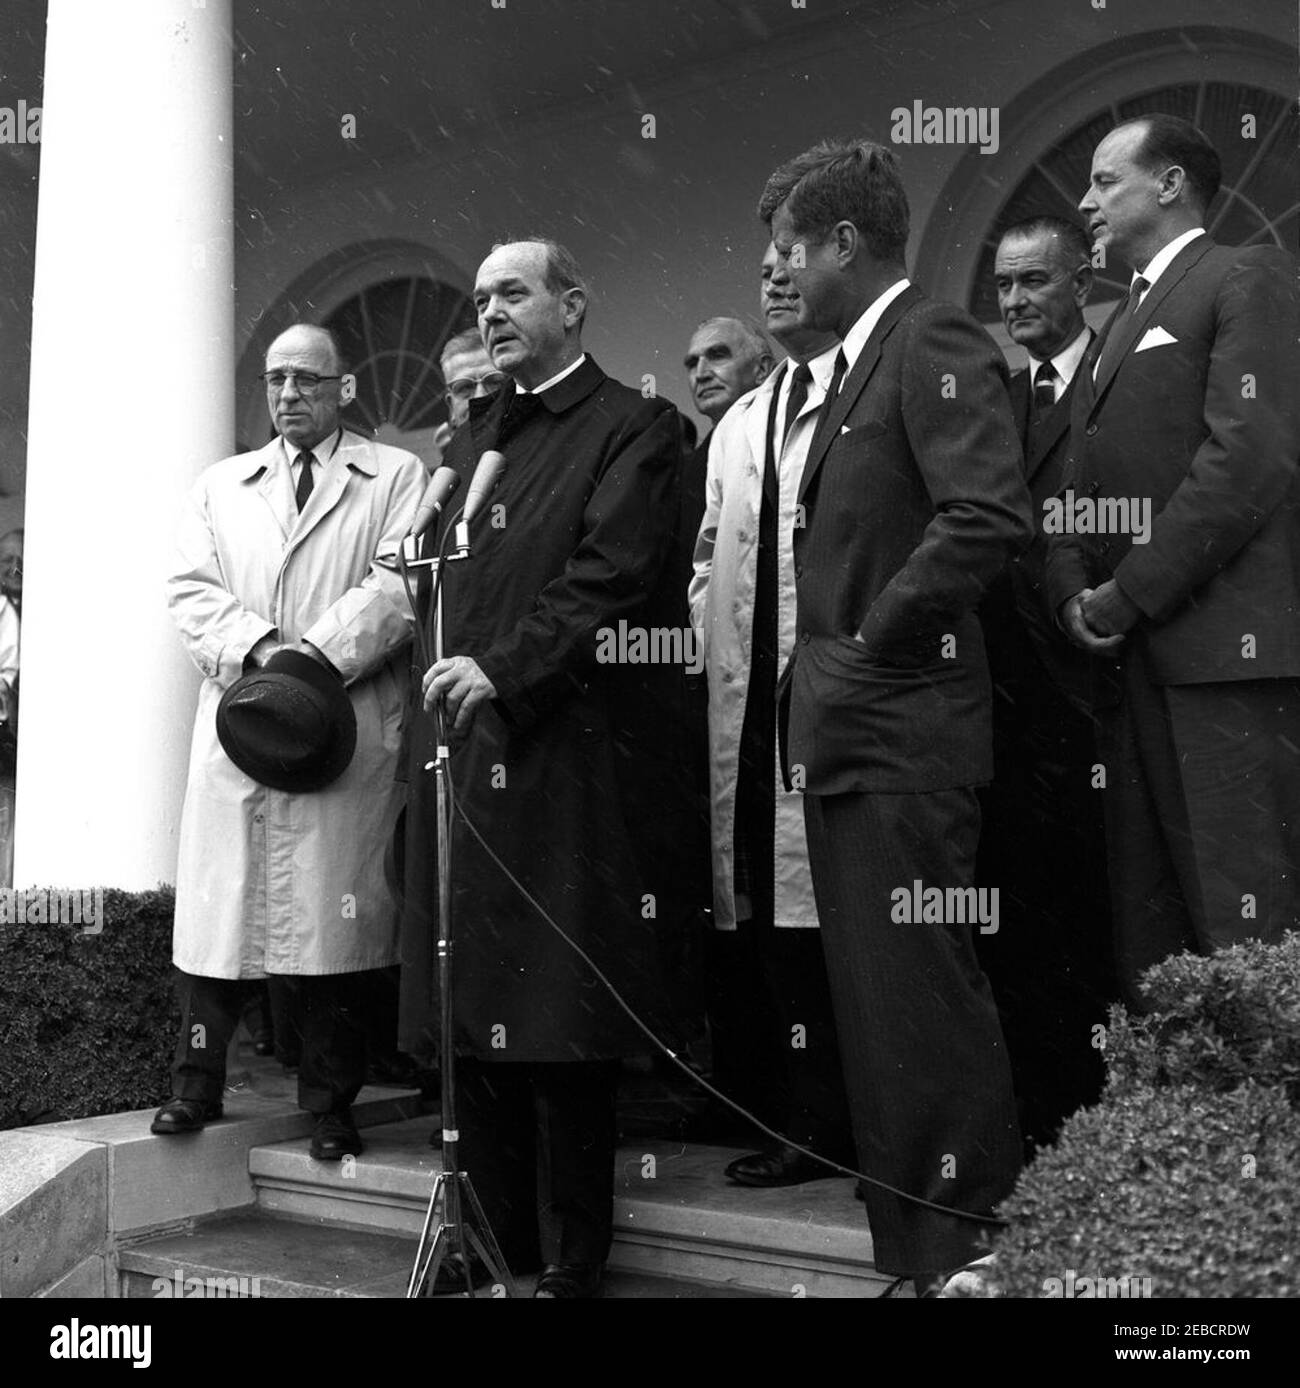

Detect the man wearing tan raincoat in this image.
[689,247,853,1190]
[157,324,423,1160]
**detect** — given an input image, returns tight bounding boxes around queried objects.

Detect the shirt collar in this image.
[841,278,911,374]
[779,340,842,401]
[279,426,343,468]
[1030,323,1092,388]
[516,352,587,396]
[1135,227,1204,291]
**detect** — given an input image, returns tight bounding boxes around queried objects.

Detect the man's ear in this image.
[1073,262,1094,308]
[562,287,587,329]
[1156,163,1186,207]
[833,220,859,267]
[753,354,775,388]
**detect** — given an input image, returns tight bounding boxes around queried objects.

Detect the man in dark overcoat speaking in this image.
[400,238,684,1298]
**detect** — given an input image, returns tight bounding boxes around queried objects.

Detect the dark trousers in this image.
[171,967,377,1113]
[752,922,853,1155]
[803,787,1022,1278]
[729,645,851,1152]
[704,925,783,1128]
[455,1058,620,1274]
[976,643,1116,1151]
[1098,645,1300,1008]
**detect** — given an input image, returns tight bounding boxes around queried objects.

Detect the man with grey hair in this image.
[684,317,774,428]
[160,322,424,1161]
[977,214,1115,1155]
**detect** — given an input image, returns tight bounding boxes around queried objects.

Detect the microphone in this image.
[454,449,506,556]
[409,466,462,539]
[461,449,506,527]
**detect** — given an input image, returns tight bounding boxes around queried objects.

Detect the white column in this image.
[17,0,234,887]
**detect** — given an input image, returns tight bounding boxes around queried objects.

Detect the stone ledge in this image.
[24,1062,424,1239]
[0,1130,107,1298]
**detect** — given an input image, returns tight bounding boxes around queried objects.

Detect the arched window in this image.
[324,275,476,460]
[911,28,1295,364]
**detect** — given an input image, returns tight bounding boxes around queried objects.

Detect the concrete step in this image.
[117,1210,774,1298]
[252,1112,443,1237]
[249,1119,901,1298]
[42,1052,426,1236]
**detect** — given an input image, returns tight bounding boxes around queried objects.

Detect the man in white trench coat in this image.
[157,323,424,1159]
[689,246,855,1186]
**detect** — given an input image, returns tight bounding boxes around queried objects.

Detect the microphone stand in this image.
[403,523,518,1300]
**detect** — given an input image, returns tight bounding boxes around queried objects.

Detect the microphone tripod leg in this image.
[406,720,518,1298]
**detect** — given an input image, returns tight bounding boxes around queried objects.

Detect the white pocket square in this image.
[840,424,851,435]
[1135,325,1177,351]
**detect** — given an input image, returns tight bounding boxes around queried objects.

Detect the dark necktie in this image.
[1032,360,1057,416]
[1095,275,1149,381]
[294,451,315,511]
[782,362,813,449]
[809,348,847,455]
[292,449,313,510]
[827,347,847,401]
[1026,360,1059,455]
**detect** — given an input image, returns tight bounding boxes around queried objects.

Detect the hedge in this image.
[0,887,178,1128]
[987,931,1300,1298]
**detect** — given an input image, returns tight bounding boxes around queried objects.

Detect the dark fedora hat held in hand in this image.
[216,648,356,792]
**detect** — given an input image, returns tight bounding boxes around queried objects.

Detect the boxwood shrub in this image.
[987,932,1300,1298]
[0,887,178,1128]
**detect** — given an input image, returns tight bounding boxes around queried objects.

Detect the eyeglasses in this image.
[445,373,508,402]
[260,370,343,396]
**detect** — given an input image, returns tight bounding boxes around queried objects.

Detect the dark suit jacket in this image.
[400,357,685,1061]
[783,285,1034,794]
[1045,237,1300,685]
[1000,337,1118,711]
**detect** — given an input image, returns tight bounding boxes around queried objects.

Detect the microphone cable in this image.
[398,511,1009,1233]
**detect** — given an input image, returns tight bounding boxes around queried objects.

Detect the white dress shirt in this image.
[840,278,912,374]
[1030,323,1092,401]
[774,342,841,661]
[281,426,342,485]
[1133,227,1205,300]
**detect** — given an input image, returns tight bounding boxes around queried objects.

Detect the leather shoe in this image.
[310,1109,363,1161]
[724,1143,840,1187]
[151,1097,223,1134]
[534,1262,603,1298]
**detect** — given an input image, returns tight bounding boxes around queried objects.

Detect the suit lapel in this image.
[1026,388,1073,482]
[1090,236,1214,408]
[1010,369,1031,448]
[252,439,294,542]
[287,432,368,554]
[760,363,786,506]
[799,285,920,505]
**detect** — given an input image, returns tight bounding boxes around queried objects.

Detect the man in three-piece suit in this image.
[976,217,1116,1153]
[1048,114,1300,1006]
[759,138,1033,1291]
